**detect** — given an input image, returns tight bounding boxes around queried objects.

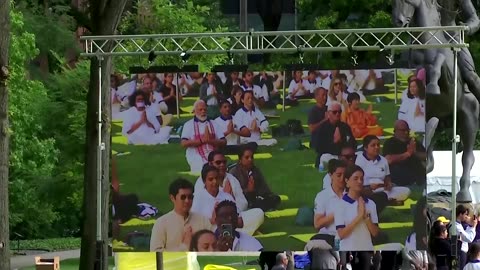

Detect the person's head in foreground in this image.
[275,252,289,267]
[169,178,194,216]
[327,101,342,124]
[215,200,239,251]
[328,159,347,191]
[189,229,217,251]
[467,242,480,263]
[201,164,220,196]
[193,100,207,121]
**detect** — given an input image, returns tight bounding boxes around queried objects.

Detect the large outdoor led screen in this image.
[110,67,428,252]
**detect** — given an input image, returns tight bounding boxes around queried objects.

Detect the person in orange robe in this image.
[342,92,383,139]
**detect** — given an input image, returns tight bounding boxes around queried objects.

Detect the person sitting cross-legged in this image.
[181,100,226,173]
[194,151,265,236]
[355,135,411,203]
[229,146,281,212]
[341,92,383,139]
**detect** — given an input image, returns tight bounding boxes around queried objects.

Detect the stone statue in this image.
[438,0,480,102]
[392,0,480,202]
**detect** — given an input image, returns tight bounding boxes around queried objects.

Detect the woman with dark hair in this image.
[335,165,380,251]
[355,135,411,202]
[189,230,217,251]
[227,85,244,113]
[428,222,451,270]
[121,90,171,145]
[398,79,426,133]
[159,73,181,114]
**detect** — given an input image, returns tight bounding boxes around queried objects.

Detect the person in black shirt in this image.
[429,223,451,270]
[313,101,356,168]
[308,87,328,155]
[224,71,244,98]
[383,120,427,187]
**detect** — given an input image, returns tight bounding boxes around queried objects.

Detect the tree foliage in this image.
[115,0,231,72]
[9,8,58,237]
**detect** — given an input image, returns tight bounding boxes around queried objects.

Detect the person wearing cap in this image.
[312,101,356,169]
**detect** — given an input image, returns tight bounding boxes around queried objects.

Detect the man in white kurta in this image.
[193,151,264,235]
[181,100,226,173]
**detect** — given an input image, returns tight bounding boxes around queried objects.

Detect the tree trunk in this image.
[0,0,10,269]
[79,1,127,269]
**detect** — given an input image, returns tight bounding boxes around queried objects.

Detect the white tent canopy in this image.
[427,151,480,204]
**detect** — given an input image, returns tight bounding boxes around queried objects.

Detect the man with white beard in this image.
[181,100,226,173]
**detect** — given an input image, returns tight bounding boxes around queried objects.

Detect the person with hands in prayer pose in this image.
[150,178,212,252]
[181,100,226,173]
[335,165,380,251]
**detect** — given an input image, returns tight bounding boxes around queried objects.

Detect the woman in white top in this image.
[121,91,171,145]
[191,164,259,234]
[335,165,380,251]
[355,135,411,202]
[398,79,426,133]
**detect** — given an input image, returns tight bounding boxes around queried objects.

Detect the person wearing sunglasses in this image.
[193,151,265,236]
[150,178,213,252]
[313,101,356,169]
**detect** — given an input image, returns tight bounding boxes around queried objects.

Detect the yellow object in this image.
[203,264,237,270]
[116,252,200,270]
[437,216,451,223]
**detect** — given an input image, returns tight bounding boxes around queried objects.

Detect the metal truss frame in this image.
[83,26,468,268]
[80,26,468,57]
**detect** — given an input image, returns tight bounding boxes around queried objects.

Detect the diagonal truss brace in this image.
[80,26,468,58]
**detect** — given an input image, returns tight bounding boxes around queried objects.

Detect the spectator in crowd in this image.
[214,100,243,154]
[383,120,426,187]
[224,71,244,98]
[455,204,478,270]
[313,101,356,169]
[308,87,328,154]
[159,73,181,114]
[200,72,223,119]
[189,229,217,251]
[271,253,289,270]
[465,242,480,270]
[429,222,451,270]
[405,196,428,251]
[287,70,310,99]
[304,70,320,95]
[326,76,348,110]
[121,90,171,145]
[254,71,281,108]
[241,71,269,108]
[150,178,212,251]
[355,69,388,96]
[227,85,244,114]
[342,92,383,138]
[229,146,281,212]
[181,100,226,173]
[398,79,426,133]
